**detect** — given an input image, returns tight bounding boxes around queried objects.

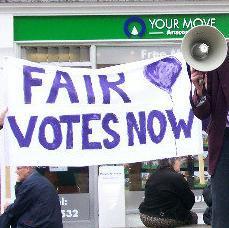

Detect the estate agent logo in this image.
[124,15,217,39]
[124,16,146,38]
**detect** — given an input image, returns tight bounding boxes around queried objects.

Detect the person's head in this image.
[16,166,35,182]
[172,158,181,172]
[158,157,181,172]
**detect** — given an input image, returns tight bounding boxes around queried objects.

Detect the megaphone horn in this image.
[181,25,228,72]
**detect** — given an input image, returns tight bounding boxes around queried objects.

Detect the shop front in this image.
[1,9,229,227]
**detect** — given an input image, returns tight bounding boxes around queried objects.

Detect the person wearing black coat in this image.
[139,158,198,228]
[202,180,212,225]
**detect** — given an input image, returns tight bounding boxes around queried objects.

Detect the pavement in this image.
[126,225,210,228]
[124,225,210,228]
[180,226,210,227]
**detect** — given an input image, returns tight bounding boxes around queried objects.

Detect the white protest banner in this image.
[2,54,202,166]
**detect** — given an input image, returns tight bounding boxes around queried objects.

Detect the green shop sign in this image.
[14,14,229,41]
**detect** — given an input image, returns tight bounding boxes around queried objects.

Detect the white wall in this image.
[0,47,15,213]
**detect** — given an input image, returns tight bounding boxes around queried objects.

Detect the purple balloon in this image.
[144,56,182,93]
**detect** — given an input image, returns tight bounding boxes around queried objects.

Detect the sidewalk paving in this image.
[179,226,210,228]
[126,226,210,228]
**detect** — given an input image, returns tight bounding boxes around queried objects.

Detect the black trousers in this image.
[211,131,229,228]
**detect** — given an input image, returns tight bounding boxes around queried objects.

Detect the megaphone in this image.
[181,25,228,72]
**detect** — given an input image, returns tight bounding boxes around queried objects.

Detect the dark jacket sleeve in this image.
[15,182,23,196]
[173,173,195,210]
[203,182,212,207]
[0,212,11,228]
[190,70,213,120]
[5,182,34,220]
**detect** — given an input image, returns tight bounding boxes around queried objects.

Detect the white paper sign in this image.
[2,54,203,166]
[49,166,68,172]
[98,165,125,228]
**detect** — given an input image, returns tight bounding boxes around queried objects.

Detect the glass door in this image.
[37,166,98,228]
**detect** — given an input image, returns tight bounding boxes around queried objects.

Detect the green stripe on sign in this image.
[14,15,129,41]
[14,14,229,41]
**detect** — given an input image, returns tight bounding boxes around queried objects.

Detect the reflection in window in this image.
[21,46,90,63]
[37,166,89,194]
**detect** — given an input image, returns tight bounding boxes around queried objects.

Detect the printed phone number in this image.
[61,209,79,218]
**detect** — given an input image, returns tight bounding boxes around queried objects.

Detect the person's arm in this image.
[173,173,195,210]
[4,181,34,220]
[0,108,8,129]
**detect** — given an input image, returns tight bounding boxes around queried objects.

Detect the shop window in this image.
[37,166,89,194]
[125,154,209,192]
[21,46,90,63]
[96,45,181,65]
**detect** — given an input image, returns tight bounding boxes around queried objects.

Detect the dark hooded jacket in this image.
[139,167,195,221]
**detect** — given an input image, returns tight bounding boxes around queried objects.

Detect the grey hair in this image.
[157,157,178,170]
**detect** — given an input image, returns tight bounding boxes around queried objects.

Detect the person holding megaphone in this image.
[183,25,229,228]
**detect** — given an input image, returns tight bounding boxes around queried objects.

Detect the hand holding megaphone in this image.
[190,68,207,96]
